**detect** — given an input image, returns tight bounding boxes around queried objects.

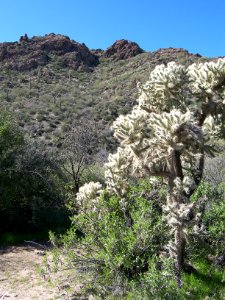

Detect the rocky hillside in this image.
[0,34,99,72]
[0,34,145,72]
[0,33,213,148]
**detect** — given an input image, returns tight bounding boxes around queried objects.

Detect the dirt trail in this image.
[0,245,84,300]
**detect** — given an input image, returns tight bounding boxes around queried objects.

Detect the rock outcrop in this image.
[0,34,206,72]
[104,39,144,60]
[0,34,99,71]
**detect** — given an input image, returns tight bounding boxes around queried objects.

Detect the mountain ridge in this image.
[0,33,221,148]
[0,33,206,72]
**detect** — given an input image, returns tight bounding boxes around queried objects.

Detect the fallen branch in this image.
[24,240,49,250]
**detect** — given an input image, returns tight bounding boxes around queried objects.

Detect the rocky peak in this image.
[0,34,99,72]
[104,39,144,60]
[0,34,208,73]
[152,47,202,58]
[149,47,203,65]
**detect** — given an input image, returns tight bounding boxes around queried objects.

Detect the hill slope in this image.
[0,34,213,147]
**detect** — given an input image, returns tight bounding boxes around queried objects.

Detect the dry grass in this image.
[0,245,86,300]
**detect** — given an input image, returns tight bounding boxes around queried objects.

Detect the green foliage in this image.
[0,111,69,233]
[191,181,225,255]
[128,258,225,300]
[52,180,171,297]
[0,111,24,163]
[204,187,225,251]
[181,259,225,300]
[80,162,105,186]
[51,179,225,299]
[0,112,25,226]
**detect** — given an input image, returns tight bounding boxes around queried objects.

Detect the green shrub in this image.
[191,182,225,255]
[52,180,172,298]
[0,111,69,232]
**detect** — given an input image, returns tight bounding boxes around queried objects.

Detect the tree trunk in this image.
[168,150,186,286]
[174,225,186,287]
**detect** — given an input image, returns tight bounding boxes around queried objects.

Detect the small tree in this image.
[77,58,225,285]
[60,119,101,194]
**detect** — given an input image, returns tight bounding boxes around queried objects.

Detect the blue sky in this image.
[0,0,224,57]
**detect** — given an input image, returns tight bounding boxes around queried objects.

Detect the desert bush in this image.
[63,57,225,294]
[52,180,173,298]
[0,112,69,232]
[203,154,225,186]
[190,181,225,257]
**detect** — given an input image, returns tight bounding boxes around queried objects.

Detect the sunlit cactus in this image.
[77,58,225,285]
[76,181,103,213]
[104,147,133,196]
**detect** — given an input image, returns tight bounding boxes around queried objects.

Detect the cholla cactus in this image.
[138,62,186,113]
[104,147,133,196]
[77,58,225,284]
[110,57,225,284]
[188,59,225,97]
[76,182,102,213]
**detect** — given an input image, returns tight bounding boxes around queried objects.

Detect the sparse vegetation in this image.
[0,45,205,149]
[48,57,225,299]
[0,37,224,299]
